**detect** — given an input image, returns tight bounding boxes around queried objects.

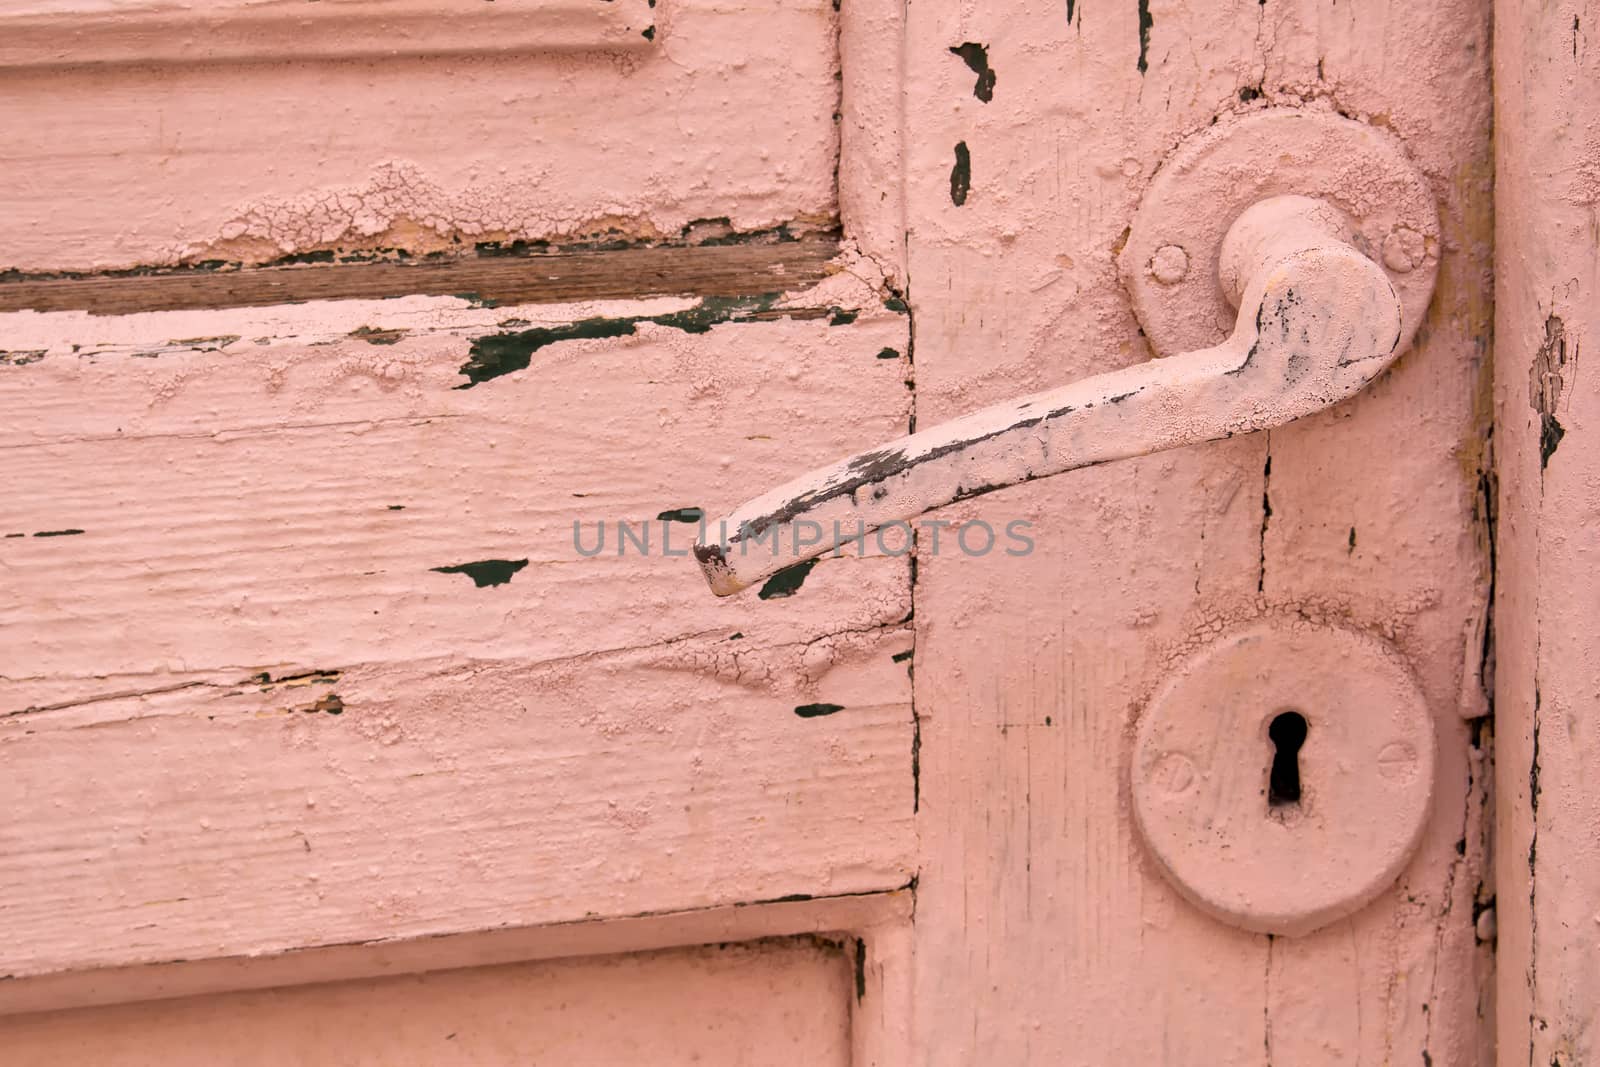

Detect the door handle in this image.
[693,195,1411,596]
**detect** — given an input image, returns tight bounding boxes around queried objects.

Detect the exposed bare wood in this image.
[0,235,842,316]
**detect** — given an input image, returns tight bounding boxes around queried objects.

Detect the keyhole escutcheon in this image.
[1267,711,1308,807]
[1133,620,1436,935]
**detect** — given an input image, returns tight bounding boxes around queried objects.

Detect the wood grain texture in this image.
[899,0,1493,1062]
[0,0,840,273]
[0,0,656,68]
[0,235,841,315]
[0,287,917,985]
[1493,3,1600,1064]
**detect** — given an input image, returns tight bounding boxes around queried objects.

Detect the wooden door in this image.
[0,0,1495,1063]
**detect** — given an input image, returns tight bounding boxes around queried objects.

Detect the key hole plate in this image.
[1131,619,1435,937]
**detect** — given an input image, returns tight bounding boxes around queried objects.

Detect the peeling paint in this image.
[758,559,820,601]
[350,326,406,346]
[948,43,997,102]
[1136,0,1153,73]
[794,702,845,718]
[456,295,833,387]
[1529,314,1573,469]
[950,143,972,207]
[430,559,531,588]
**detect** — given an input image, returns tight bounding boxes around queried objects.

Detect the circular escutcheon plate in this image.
[1120,107,1439,358]
[1131,619,1435,937]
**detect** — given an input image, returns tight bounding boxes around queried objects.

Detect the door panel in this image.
[0,0,922,1007]
[1,0,656,67]
[0,937,853,1067]
[0,0,839,272]
[0,290,915,982]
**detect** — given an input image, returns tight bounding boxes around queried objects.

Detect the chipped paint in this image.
[948,43,997,102]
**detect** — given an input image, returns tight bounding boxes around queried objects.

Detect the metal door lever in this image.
[693,196,1407,596]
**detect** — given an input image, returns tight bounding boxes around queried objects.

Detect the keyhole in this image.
[1267,711,1308,807]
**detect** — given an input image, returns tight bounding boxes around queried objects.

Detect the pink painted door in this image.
[0,0,1505,1063]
